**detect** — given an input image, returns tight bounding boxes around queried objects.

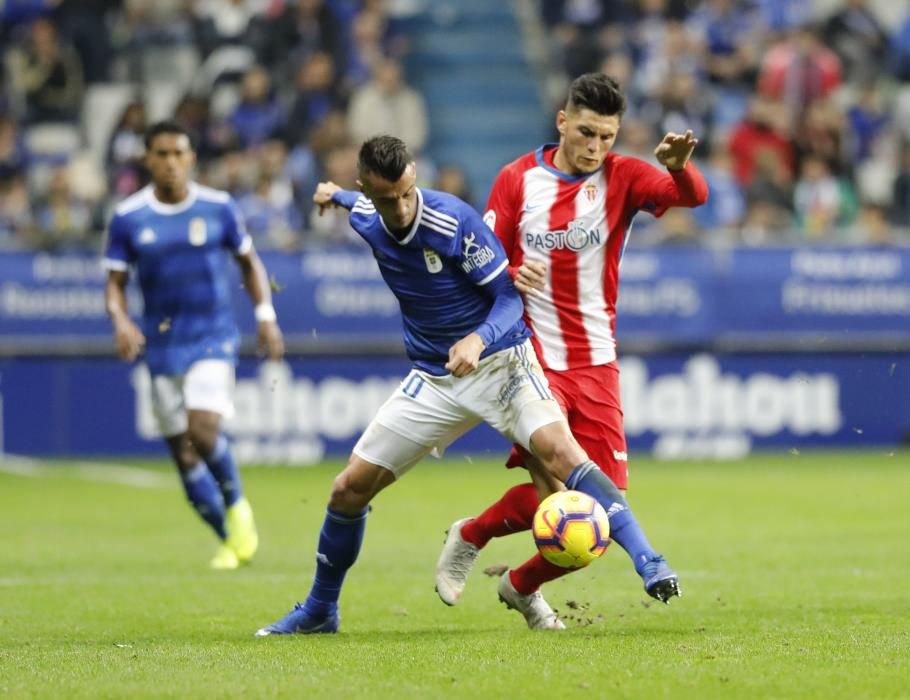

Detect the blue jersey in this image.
[103,183,251,376]
[333,187,529,375]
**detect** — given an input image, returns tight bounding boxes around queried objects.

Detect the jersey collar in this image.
[145,182,199,215]
[379,186,424,246]
[535,144,598,183]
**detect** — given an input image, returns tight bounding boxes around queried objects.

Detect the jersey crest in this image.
[188,217,207,246]
[423,248,443,273]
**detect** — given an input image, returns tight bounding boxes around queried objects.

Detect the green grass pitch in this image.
[1,452,908,699]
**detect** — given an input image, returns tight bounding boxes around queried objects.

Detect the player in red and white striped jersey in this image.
[436,73,708,627]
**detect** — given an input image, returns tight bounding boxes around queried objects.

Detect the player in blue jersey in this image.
[255,135,676,634]
[102,121,285,570]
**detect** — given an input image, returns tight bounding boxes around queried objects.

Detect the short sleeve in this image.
[223,197,252,255]
[484,163,522,254]
[102,213,134,271]
[450,204,510,287]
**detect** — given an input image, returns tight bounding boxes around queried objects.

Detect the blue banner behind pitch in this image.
[2,247,909,345]
[2,353,907,460]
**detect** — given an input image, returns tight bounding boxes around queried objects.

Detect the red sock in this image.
[509,553,569,595]
[460,482,539,549]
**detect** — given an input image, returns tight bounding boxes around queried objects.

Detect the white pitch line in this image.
[0,454,175,490]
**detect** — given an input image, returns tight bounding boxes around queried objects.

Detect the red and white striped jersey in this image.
[484,145,708,371]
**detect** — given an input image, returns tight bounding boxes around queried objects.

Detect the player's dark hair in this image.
[144,120,194,150]
[566,73,626,118]
[358,135,413,182]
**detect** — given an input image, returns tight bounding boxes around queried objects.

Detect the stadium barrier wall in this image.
[1,247,908,461]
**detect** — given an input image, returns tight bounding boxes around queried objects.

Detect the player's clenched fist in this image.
[514,260,547,296]
[313,181,343,216]
[445,332,486,377]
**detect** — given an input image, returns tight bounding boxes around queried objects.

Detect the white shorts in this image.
[150,359,236,438]
[353,340,566,478]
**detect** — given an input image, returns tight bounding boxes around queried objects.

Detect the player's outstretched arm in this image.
[236,247,285,361]
[104,270,145,362]
[654,130,699,171]
[313,181,360,215]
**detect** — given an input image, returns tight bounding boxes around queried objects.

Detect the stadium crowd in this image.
[1,0,909,251]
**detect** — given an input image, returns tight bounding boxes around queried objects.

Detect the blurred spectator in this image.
[32,166,96,250]
[686,0,762,88]
[173,94,227,160]
[793,155,853,239]
[796,99,845,173]
[0,117,28,180]
[741,148,795,243]
[845,84,889,164]
[193,0,267,56]
[434,164,471,204]
[346,8,389,88]
[123,0,194,48]
[852,203,892,245]
[890,10,910,81]
[285,52,340,144]
[890,143,910,227]
[0,175,34,248]
[308,144,360,246]
[105,101,147,199]
[51,0,119,83]
[728,97,796,188]
[657,207,700,245]
[228,65,284,148]
[0,0,57,28]
[635,20,702,100]
[348,59,428,154]
[206,148,253,197]
[262,0,345,81]
[757,24,842,123]
[823,0,889,85]
[10,18,84,123]
[645,71,711,141]
[692,147,745,234]
[237,171,302,250]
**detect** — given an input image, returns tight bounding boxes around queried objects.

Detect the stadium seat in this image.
[80,83,135,165]
[23,123,82,162]
[191,46,256,96]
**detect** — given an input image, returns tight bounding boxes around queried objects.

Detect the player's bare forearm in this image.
[105,271,145,361]
[237,248,272,307]
[237,248,285,360]
[105,271,130,323]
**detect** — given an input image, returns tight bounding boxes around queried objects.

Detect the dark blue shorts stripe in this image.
[516,343,550,401]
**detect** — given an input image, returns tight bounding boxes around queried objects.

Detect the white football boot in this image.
[435,518,479,605]
[497,571,566,630]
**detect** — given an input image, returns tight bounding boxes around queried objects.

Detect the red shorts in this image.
[506,362,629,490]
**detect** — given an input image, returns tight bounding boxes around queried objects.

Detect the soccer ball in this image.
[532,490,610,569]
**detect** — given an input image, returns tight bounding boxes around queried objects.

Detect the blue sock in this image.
[566,461,657,575]
[179,463,227,540]
[203,434,243,507]
[303,507,369,617]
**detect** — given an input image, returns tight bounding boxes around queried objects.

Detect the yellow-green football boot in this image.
[210,542,240,570]
[226,497,259,564]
